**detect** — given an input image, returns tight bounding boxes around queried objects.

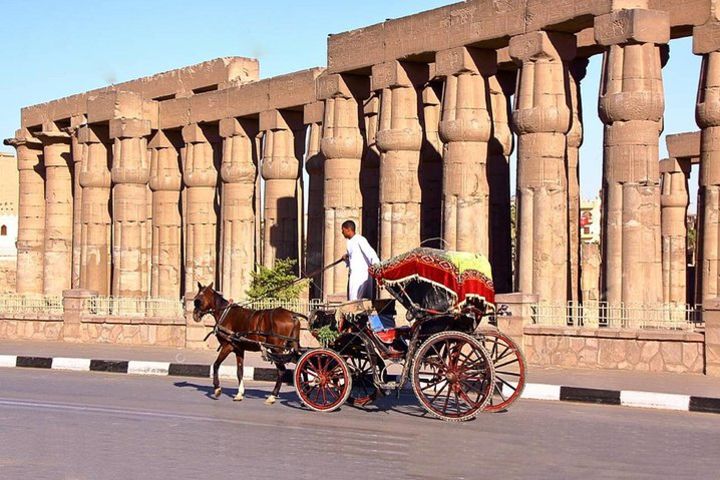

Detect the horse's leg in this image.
[212,343,233,398]
[234,350,245,402]
[265,361,286,405]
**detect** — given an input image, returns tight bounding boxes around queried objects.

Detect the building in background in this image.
[0,152,18,292]
[580,198,601,244]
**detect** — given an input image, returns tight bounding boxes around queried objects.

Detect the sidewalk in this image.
[1,339,719,413]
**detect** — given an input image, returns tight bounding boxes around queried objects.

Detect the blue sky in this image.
[0,0,702,204]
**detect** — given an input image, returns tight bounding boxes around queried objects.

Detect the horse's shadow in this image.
[174,381,270,401]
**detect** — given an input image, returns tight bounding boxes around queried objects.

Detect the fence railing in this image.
[238,298,327,317]
[532,301,702,330]
[84,297,184,318]
[0,294,64,315]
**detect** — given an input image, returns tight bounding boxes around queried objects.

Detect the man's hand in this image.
[341,253,349,262]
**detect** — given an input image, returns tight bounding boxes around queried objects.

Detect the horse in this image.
[191,282,303,405]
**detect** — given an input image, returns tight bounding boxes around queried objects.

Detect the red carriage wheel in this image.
[477,329,526,412]
[294,349,352,412]
[412,331,495,422]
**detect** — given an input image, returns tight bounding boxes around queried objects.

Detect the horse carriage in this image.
[295,247,526,421]
[192,247,526,422]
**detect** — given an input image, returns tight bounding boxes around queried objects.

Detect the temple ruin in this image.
[4,0,720,311]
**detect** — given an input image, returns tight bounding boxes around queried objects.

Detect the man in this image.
[341,220,380,301]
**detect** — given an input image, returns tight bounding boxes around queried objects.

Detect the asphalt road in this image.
[0,369,719,480]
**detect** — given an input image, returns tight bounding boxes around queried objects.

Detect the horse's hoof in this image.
[233,395,244,402]
[214,387,222,398]
[265,395,277,405]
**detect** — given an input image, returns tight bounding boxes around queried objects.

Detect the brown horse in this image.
[192,282,302,405]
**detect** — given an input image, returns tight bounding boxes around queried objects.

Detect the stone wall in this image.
[524,325,705,373]
[78,316,186,347]
[0,315,63,341]
[0,259,16,293]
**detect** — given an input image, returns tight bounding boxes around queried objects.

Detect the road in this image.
[0,369,718,479]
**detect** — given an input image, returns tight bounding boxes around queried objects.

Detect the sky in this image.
[0,0,703,205]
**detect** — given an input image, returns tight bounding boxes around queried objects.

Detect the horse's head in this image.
[192,282,216,323]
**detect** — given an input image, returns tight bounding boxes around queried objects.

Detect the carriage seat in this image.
[374,326,410,345]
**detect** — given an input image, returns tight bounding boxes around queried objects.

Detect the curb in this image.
[2,354,719,415]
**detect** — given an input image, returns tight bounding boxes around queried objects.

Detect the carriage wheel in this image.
[477,330,527,412]
[294,349,352,413]
[344,350,383,407]
[412,331,495,422]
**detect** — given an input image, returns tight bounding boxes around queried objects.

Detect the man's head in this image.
[341,220,356,239]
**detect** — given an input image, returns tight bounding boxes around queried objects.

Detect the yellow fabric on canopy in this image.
[446,251,493,279]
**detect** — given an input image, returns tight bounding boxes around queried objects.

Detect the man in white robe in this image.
[341,220,380,301]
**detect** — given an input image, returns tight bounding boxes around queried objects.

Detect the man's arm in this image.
[359,237,380,265]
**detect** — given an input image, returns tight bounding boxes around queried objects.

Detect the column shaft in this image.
[487,71,515,293]
[695,39,720,303]
[596,9,669,306]
[660,159,689,304]
[219,118,256,300]
[149,130,182,299]
[78,125,111,295]
[420,83,443,246]
[37,125,73,296]
[260,111,303,267]
[4,130,45,294]
[182,124,219,291]
[372,62,425,259]
[110,119,151,297]
[510,32,574,304]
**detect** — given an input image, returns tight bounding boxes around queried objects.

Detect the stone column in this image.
[182,123,219,291]
[259,110,304,267]
[69,115,86,289]
[318,74,365,295]
[510,32,575,304]
[436,47,496,254]
[420,82,443,246]
[218,118,257,300]
[596,8,669,306]
[36,123,73,296]
[567,58,589,304]
[304,102,325,298]
[148,130,182,299]
[361,94,381,250]
[77,124,111,295]
[4,129,45,294]
[372,61,426,259]
[488,71,515,293]
[694,19,720,304]
[704,298,720,376]
[110,118,152,298]
[660,158,690,305]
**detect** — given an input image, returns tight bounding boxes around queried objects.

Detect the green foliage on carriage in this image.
[314,325,340,347]
[246,258,306,301]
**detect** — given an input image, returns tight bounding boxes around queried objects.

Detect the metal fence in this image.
[0,294,64,315]
[238,298,327,316]
[84,297,184,318]
[532,301,702,330]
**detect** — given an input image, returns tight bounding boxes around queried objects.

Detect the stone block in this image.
[594,9,670,46]
[370,61,428,91]
[303,101,325,125]
[705,298,720,375]
[694,22,720,55]
[659,157,691,174]
[108,118,151,139]
[259,109,303,132]
[435,47,497,77]
[509,31,577,63]
[317,74,357,100]
[666,131,701,161]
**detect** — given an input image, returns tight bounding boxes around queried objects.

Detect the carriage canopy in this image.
[368,248,495,313]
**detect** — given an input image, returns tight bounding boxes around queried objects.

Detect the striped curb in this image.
[1,354,719,414]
